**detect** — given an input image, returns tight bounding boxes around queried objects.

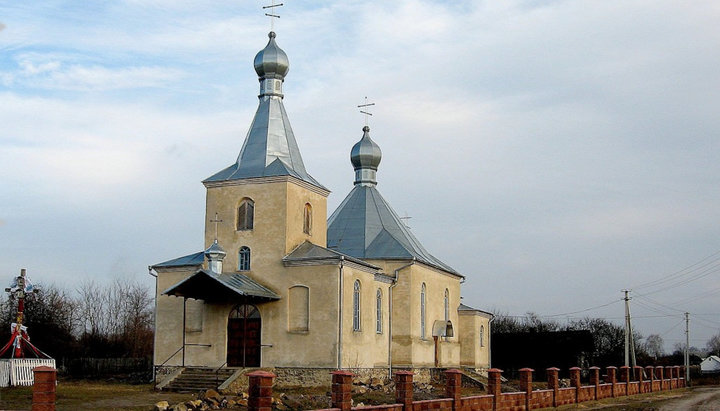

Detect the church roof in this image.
[163,269,280,302]
[283,240,379,269]
[152,251,205,268]
[327,126,460,277]
[458,303,494,317]
[204,32,325,190]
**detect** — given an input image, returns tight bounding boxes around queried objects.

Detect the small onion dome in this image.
[204,239,226,260]
[254,31,289,80]
[351,126,382,171]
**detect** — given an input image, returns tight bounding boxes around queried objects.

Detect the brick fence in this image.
[246,364,685,411]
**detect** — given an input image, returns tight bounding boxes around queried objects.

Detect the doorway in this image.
[227,304,261,367]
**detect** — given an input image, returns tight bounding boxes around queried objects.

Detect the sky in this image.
[1,0,719,354]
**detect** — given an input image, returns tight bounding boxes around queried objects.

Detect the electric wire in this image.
[631,248,720,291]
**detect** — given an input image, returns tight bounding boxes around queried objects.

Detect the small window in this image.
[288,285,309,332]
[444,289,450,322]
[376,289,382,334]
[480,325,485,347]
[353,280,361,332]
[238,246,251,271]
[420,283,426,339]
[237,198,254,230]
[303,203,312,235]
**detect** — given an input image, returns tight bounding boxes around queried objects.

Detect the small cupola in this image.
[204,240,227,274]
[350,126,382,186]
[254,31,289,98]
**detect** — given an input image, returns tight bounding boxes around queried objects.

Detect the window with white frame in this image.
[376,289,382,334]
[238,246,251,271]
[353,280,361,332]
[420,283,426,339]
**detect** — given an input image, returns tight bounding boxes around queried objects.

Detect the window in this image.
[376,289,382,334]
[303,203,312,235]
[420,283,426,339]
[288,285,309,332]
[238,246,251,271]
[237,198,254,230]
[444,289,449,322]
[353,280,361,332]
[479,325,485,347]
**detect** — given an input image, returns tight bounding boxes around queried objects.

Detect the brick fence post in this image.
[634,366,644,393]
[395,371,414,411]
[32,366,56,411]
[605,366,617,398]
[546,367,559,408]
[675,366,684,387]
[655,366,664,391]
[619,366,630,396]
[445,369,463,411]
[569,367,581,404]
[488,368,503,411]
[519,368,534,410]
[331,370,354,411]
[589,366,600,400]
[667,366,676,389]
[247,371,275,411]
[645,366,655,392]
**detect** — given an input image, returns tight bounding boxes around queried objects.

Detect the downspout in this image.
[337,257,345,369]
[389,259,415,378]
[488,314,495,369]
[148,267,158,381]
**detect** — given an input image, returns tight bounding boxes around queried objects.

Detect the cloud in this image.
[0,22,6,31]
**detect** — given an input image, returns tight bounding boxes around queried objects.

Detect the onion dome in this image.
[254,31,289,80]
[351,126,382,186]
[205,240,226,274]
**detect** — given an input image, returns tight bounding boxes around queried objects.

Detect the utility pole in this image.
[623,290,637,368]
[685,312,690,384]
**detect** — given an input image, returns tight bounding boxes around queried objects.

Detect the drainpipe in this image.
[488,314,495,369]
[337,257,345,369]
[389,259,415,378]
[148,267,158,381]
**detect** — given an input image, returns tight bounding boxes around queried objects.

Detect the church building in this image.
[151,31,492,378]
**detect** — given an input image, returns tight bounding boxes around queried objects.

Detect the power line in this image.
[631,248,720,290]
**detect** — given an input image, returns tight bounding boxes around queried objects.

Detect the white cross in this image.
[263,0,283,32]
[358,96,375,126]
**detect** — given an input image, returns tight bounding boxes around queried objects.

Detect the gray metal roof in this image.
[327,185,461,276]
[458,303,494,317]
[204,33,325,190]
[152,251,205,268]
[283,240,379,269]
[163,269,280,302]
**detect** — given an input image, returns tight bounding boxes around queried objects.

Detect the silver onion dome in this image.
[254,31,289,80]
[351,126,382,186]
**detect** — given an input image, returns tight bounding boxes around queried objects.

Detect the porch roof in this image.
[162,269,280,303]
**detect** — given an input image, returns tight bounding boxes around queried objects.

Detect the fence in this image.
[61,357,151,378]
[0,358,57,387]
[245,364,686,411]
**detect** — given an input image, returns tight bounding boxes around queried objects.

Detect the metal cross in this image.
[399,212,412,228]
[210,212,223,241]
[358,96,375,126]
[263,0,283,32]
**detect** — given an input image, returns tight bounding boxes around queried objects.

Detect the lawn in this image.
[0,381,193,411]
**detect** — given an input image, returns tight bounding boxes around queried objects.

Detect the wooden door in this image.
[227,304,261,367]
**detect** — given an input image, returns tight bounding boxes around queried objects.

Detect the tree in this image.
[706,333,720,357]
[644,334,664,360]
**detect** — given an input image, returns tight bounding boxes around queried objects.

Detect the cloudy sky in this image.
[1,0,719,353]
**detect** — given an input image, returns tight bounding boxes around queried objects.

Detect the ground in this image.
[0,381,718,410]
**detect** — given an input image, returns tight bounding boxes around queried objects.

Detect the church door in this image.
[227,304,261,367]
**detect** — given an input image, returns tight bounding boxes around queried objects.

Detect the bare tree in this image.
[707,333,720,357]
[644,334,664,360]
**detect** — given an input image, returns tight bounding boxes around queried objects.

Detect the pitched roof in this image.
[327,185,461,276]
[152,251,205,268]
[162,269,280,302]
[283,240,379,269]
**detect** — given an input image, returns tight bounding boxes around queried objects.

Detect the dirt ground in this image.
[557,386,720,410]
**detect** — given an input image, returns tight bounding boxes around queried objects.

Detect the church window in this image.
[238,246,251,271]
[444,289,449,322]
[303,203,312,235]
[376,289,382,334]
[353,280,361,332]
[288,285,309,332]
[420,283,426,339]
[479,325,485,347]
[237,198,254,230]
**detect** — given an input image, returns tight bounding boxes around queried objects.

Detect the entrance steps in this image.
[161,367,237,392]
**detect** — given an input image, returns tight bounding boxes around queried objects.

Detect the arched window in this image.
[237,198,254,230]
[303,203,312,235]
[288,285,309,332]
[353,280,361,332]
[444,289,450,322]
[376,289,382,334]
[420,283,426,339]
[479,325,485,347]
[238,246,251,271]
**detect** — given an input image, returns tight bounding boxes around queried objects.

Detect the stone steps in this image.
[162,367,237,392]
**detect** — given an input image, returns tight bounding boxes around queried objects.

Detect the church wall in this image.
[284,181,328,254]
[458,313,491,368]
[341,267,391,369]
